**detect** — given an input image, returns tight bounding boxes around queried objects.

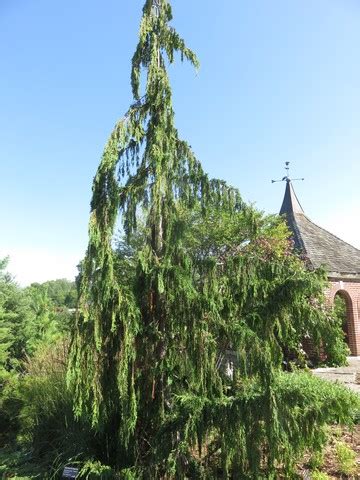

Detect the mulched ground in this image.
[299,425,360,479]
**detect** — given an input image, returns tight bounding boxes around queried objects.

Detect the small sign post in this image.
[62,466,79,479]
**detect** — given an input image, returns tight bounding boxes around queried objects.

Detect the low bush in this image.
[0,447,42,479]
[335,441,357,476]
[78,461,115,479]
[311,470,330,480]
[308,450,325,470]
[267,371,360,476]
[1,340,109,477]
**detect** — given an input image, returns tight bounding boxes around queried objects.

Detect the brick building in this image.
[280,180,360,356]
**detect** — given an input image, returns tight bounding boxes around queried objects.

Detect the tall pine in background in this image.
[68,1,354,478]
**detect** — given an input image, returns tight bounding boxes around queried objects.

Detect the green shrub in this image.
[0,447,42,479]
[269,371,360,476]
[79,460,115,479]
[18,341,82,461]
[7,341,108,477]
[311,470,330,480]
[308,450,325,470]
[335,441,357,476]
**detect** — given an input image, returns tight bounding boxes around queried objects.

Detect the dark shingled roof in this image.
[280,181,360,279]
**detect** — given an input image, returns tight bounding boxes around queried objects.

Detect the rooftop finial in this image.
[271,161,304,184]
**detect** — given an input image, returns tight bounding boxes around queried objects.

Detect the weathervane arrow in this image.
[271,162,304,184]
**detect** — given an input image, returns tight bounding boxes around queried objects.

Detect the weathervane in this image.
[271,162,304,184]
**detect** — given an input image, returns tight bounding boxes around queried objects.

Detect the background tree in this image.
[25,279,77,349]
[0,257,31,445]
[37,279,77,309]
[0,259,76,449]
[0,258,30,379]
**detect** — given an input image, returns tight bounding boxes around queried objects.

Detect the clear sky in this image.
[1,0,359,286]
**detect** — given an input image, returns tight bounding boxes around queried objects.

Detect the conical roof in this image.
[280,180,360,279]
[280,181,304,216]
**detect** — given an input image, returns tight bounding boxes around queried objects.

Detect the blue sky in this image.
[1,0,359,285]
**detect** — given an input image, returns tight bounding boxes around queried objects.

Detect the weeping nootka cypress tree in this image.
[68,0,240,473]
[68,1,356,478]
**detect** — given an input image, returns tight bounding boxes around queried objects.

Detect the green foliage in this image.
[178,205,348,367]
[68,0,228,454]
[25,280,76,350]
[307,292,349,367]
[311,470,330,480]
[0,1,351,475]
[331,294,350,353]
[0,0,352,475]
[79,461,115,479]
[28,279,77,309]
[24,287,61,354]
[0,261,76,448]
[0,258,32,445]
[0,447,42,479]
[0,257,31,378]
[67,1,352,478]
[0,341,104,477]
[335,441,357,476]
[15,342,90,469]
[334,294,347,325]
[308,450,325,470]
[269,372,360,475]
[0,258,76,384]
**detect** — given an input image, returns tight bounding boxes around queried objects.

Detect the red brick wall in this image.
[326,280,360,356]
